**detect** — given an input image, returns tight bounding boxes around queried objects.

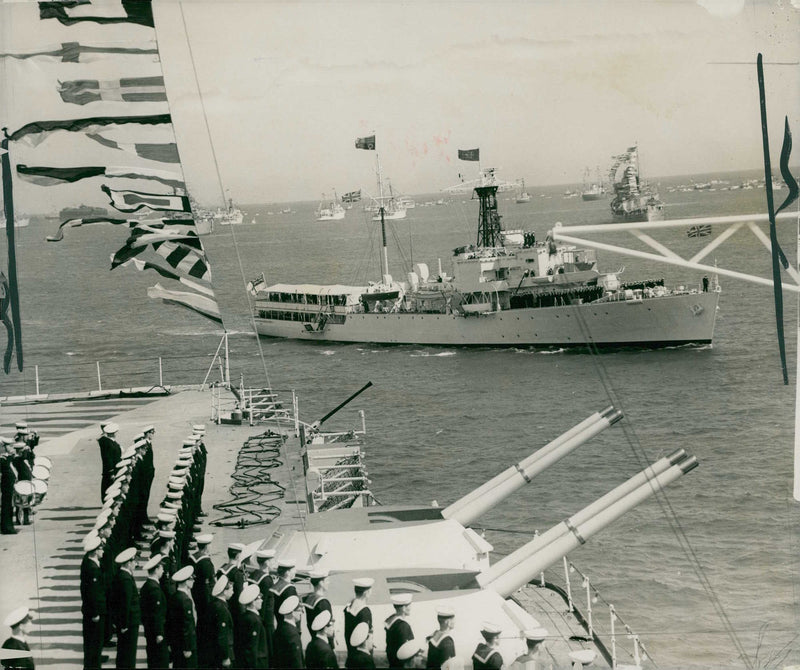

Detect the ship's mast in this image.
[474,182,503,248]
[376,153,390,282]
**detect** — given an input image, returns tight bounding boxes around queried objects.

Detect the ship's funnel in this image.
[442,407,621,526]
[479,453,698,598]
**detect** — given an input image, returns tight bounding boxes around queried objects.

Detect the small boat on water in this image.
[316,191,346,221]
[608,145,664,222]
[581,167,606,201]
[251,162,719,347]
[216,196,244,225]
[371,178,406,221]
[515,178,532,203]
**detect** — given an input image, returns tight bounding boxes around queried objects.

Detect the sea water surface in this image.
[3,170,800,669]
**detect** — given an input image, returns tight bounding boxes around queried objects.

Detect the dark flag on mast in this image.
[776,117,799,217]
[1,132,23,373]
[355,135,375,150]
[458,148,480,161]
[757,53,798,386]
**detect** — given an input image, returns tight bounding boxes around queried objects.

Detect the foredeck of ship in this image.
[0,385,311,668]
[0,385,616,668]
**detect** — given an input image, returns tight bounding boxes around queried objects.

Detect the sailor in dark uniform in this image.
[248,549,276,655]
[425,606,456,670]
[345,621,375,669]
[270,558,297,622]
[169,566,198,668]
[303,568,332,639]
[80,533,106,670]
[1,606,34,669]
[216,543,245,651]
[13,422,38,452]
[272,594,303,669]
[208,576,235,669]
[509,628,556,670]
[191,534,215,617]
[0,440,18,534]
[138,425,156,531]
[237,583,269,669]
[140,554,170,670]
[344,577,373,656]
[98,422,121,502]
[305,610,338,669]
[472,622,504,670]
[384,593,414,668]
[396,639,424,669]
[112,547,141,669]
[191,533,215,666]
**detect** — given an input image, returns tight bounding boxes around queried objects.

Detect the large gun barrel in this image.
[478,451,698,598]
[442,406,622,526]
[312,381,373,428]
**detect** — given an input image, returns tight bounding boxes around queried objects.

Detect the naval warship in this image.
[251,168,719,348]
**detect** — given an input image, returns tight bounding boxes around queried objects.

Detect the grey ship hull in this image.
[254,290,719,347]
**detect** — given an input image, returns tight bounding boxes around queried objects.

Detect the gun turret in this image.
[477,450,698,597]
[442,406,622,526]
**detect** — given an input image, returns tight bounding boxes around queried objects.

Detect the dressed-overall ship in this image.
[251,168,719,347]
[608,145,664,222]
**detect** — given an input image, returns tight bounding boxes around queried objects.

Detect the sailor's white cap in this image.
[115,547,137,564]
[397,639,423,661]
[352,577,374,589]
[3,607,30,628]
[437,606,455,618]
[167,480,183,491]
[196,534,214,546]
[121,446,137,459]
[391,593,412,606]
[310,609,332,632]
[142,425,155,433]
[158,529,176,539]
[181,439,196,447]
[239,583,261,606]
[172,566,194,582]
[144,554,164,571]
[0,437,13,445]
[350,621,370,647]
[524,627,548,641]
[278,594,300,615]
[228,542,245,554]
[277,558,295,570]
[309,568,329,580]
[95,512,112,530]
[166,490,182,500]
[14,422,27,430]
[569,649,597,665]
[158,505,178,516]
[83,532,102,552]
[192,424,206,433]
[12,441,25,450]
[211,575,229,597]
[156,512,175,524]
[480,622,501,636]
[115,459,130,470]
[104,422,119,434]
[255,549,275,560]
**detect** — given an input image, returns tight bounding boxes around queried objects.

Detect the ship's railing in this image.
[547,556,652,669]
[0,353,226,401]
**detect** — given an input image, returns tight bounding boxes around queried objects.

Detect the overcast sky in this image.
[1,0,799,210]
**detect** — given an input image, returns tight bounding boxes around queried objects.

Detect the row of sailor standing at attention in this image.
[78,423,208,669]
[339,577,557,670]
